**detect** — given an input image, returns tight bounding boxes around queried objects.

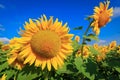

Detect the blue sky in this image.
[0,0,120,44]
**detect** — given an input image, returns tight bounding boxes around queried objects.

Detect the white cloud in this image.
[112,7,120,18]
[0,4,5,9]
[0,37,10,44]
[96,39,107,45]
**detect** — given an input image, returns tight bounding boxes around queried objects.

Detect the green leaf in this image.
[86,38,91,42]
[72,40,81,52]
[74,57,84,72]
[4,69,15,80]
[17,72,38,80]
[85,59,97,80]
[83,34,99,41]
[105,56,120,67]
[57,63,73,74]
[85,16,91,21]
[0,62,9,72]
[73,26,83,30]
[74,57,95,80]
[115,67,120,73]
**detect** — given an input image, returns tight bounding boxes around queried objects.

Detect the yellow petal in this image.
[94,7,100,13]
[18,37,31,44]
[8,55,17,64]
[100,2,104,9]
[56,55,64,67]
[24,53,33,64]
[29,53,36,65]
[59,52,67,59]
[29,19,37,28]
[51,58,58,70]
[35,58,42,67]
[47,60,51,71]
[48,16,53,27]
[61,34,74,40]
[61,44,73,50]
[61,49,73,54]
[19,47,31,58]
[42,61,46,70]
[43,14,47,21]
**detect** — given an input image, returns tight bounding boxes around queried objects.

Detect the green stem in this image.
[44,70,50,80]
[81,20,93,56]
[14,70,19,80]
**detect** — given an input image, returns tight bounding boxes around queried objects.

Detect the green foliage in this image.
[72,40,81,52]
[73,26,83,30]
[83,34,99,41]
[89,46,100,55]
[0,41,120,80]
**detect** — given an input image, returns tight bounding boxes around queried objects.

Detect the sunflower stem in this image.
[44,69,49,80]
[81,20,93,57]
[14,70,19,80]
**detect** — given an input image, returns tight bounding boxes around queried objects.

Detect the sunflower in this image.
[91,1,113,35]
[8,38,24,70]
[75,35,80,43]
[1,44,10,51]
[18,15,73,71]
[117,45,120,54]
[108,41,116,50]
[76,45,90,59]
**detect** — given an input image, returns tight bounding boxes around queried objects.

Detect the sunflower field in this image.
[0,1,120,80]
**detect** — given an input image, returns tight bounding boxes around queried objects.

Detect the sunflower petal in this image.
[47,60,51,71]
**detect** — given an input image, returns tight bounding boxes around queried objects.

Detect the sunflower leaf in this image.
[3,69,16,80]
[72,40,81,52]
[57,63,73,74]
[0,62,9,72]
[83,34,99,41]
[17,72,38,80]
[73,26,83,30]
[74,57,85,72]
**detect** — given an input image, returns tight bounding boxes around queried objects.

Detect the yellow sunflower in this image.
[117,45,120,54]
[8,38,24,70]
[108,41,116,50]
[91,1,113,35]
[76,45,90,59]
[1,44,10,51]
[75,35,80,43]
[18,15,73,71]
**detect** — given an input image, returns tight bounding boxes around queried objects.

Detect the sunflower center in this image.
[98,11,110,28]
[30,30,61,59]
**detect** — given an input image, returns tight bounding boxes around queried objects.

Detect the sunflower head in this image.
[91,1,113,35]
[117,45,120,54]
[1,44,10,51]
[76,45,90,59]
[108,41,117,50]
[93,43,99,50]
[18,15,73,71]
[75,35,80,43]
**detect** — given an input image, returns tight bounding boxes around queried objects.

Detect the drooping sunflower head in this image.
[8,38,24,70]
[19,15,74,71]
[91,1,113,35]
